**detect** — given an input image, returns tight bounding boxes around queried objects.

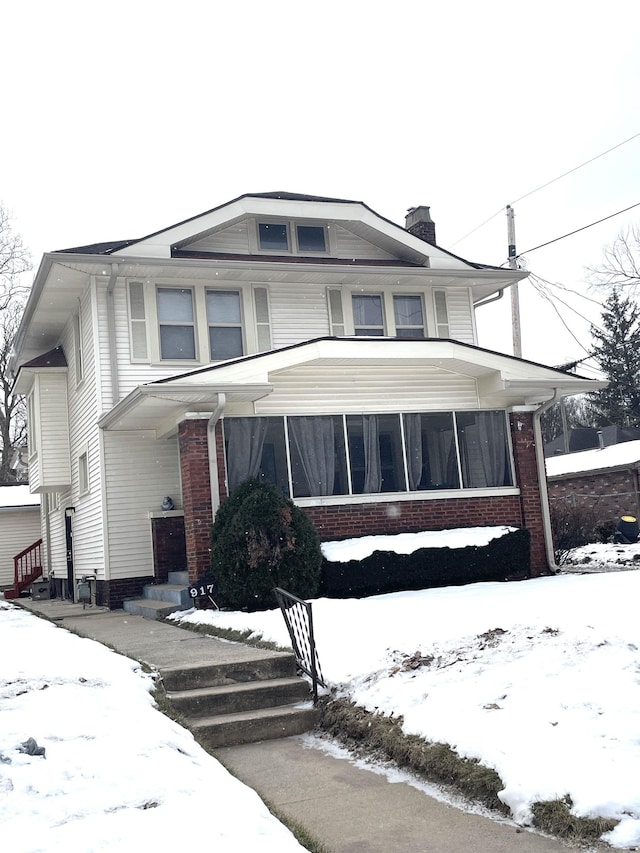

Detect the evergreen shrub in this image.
[211,479,322,611]
[318,527,531,599]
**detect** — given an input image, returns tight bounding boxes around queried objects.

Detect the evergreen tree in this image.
[587,289,640,427]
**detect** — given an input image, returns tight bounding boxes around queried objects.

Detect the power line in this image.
[447,131,640,250]
[517,201,640,257]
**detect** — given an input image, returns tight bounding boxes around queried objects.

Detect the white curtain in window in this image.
[289,417,335,496]
[404,414,423,490]
[226,418,268,491]
[362,415,382,493]
[458,412,508,487]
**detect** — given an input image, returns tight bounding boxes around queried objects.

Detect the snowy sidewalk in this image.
[14,596,590,853]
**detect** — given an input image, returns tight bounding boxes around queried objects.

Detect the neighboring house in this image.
[544,425,640,457]
[546,439,640,528]
[9,192,605,607]
[0,486,41,589]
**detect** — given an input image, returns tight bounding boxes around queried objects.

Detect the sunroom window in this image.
[224,410,514,499]
[157,287,196,360]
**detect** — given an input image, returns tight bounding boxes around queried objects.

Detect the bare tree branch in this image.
[588,224,640,293]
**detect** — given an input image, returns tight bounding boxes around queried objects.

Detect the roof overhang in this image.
[99,338,606,434]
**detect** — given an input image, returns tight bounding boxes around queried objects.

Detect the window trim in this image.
[157,285,198,362]
[73,311,84,385]
[27,390,38,460]
[251,218,333,257]
[78,446,90,496]
[206,288,245,361]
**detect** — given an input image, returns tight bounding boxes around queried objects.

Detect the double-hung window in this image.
[393,295,425,338]
[206,290,243,360]
[157,287,196,360]
[352,294,385,336]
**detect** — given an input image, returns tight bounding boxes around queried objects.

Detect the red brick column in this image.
[510,412,549,576]
[178,418,214,582]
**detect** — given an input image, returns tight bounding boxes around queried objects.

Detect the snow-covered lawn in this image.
[171,531,640,850]
[0,602,306,853]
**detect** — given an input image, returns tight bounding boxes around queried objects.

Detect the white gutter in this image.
[473,288,504,308]
[208,393,226,517]
[533,388,562,573]
[106,264,119,403]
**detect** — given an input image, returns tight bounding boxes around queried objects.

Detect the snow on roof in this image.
[0,486,40,508]
[546,439,640,478]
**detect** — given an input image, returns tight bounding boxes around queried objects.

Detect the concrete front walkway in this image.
[17,597,598,853]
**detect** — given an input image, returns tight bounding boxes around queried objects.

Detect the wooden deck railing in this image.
[4,539,43,599]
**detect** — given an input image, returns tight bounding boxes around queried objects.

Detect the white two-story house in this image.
[10,192,603,607]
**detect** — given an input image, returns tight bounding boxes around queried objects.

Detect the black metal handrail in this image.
[274,587,326,703]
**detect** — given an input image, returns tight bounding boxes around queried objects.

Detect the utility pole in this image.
[507,204,522,358]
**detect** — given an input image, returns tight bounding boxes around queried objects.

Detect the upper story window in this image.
[353,294,385,336]
[157,287,196,360]
[329,288,444,339]
[256,221,328,255]
[128,280,271,364]
[393,295,425,338]
[206,289,243,360]
[295,225,326,253]
[258,222,289,252]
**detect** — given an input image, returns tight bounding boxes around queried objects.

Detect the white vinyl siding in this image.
[268,283,330,347]
[244,364,479,416]
[29,373,71,491]
[0,507,42,588]
[103,430,182,580]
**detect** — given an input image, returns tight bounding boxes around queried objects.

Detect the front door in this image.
[65,509,74,600]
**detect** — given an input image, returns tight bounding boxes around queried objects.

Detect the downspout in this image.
[207,393,226,518]
[532,388,561,573]
[106,264,119,403]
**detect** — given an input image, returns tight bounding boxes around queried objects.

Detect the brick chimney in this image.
[405,206,436,246]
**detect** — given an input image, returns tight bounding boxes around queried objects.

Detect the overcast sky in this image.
[3,0,639,373]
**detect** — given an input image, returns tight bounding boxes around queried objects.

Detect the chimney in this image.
[405,206,436,246]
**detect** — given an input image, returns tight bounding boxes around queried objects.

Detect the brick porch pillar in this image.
[178,418,214,582]
[510,411,549,576]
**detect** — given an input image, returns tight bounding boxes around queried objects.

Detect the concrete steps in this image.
[162,647,319,747]
[123,571,192,620]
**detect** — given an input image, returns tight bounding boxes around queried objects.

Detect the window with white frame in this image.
[78,449,89,495]
[206,289,244,360]
[393,295,425,337]
[256,221,328,255]
[352,294,385,336]
[157,287,196,360]
[224,410,514,499]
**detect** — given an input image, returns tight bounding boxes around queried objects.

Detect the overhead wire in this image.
[447,131,640,250]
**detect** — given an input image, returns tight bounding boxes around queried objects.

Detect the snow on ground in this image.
[172,529,640,849]
[0,602,306,853]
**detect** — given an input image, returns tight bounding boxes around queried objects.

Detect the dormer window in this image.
[258,222,289,252]
[296,225,326,253]
[256,221,329,255]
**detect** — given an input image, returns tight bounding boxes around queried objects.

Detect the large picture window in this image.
[224,410,514,498]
